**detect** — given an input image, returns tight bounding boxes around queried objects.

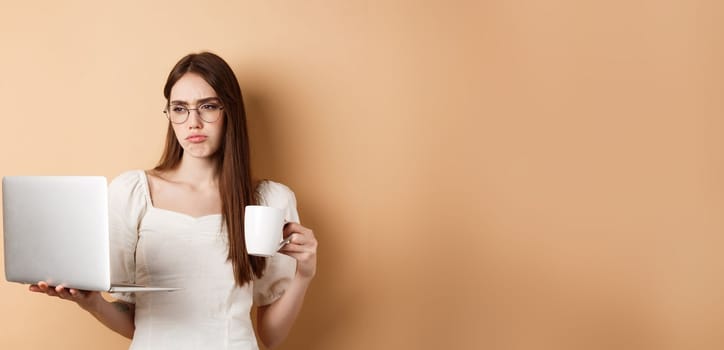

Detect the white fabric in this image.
[109,170,298,350]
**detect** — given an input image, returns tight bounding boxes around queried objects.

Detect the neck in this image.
[172,154,219,187]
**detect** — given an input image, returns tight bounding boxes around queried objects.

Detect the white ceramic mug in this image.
[244,205,287,257]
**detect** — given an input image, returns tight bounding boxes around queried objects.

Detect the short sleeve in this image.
[108,170,149,303]
[253,181,299,306]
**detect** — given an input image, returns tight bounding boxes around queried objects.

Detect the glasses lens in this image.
[199,104,223,123]
[167,105,188,123]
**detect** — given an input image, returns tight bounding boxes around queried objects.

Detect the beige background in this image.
[1,1,723,349]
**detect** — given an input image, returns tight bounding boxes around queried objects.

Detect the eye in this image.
[199,104,220,111]
[170,105,186,113]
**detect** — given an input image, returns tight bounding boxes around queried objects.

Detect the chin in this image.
[183,146,218,159]
[189,151,217,159]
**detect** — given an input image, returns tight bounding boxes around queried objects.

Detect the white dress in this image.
[108,170,297,350]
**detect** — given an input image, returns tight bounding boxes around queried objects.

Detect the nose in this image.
[187,109,203,129]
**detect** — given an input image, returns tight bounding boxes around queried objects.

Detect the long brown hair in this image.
[155,52,265,286]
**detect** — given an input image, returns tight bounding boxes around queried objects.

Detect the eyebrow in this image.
[169,97,221,106]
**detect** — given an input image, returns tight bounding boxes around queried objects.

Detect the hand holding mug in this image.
[279,222,317,280]
[245,206,317,279]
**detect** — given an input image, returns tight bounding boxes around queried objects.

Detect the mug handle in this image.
[277,235,294,251]
[276,220,294,251]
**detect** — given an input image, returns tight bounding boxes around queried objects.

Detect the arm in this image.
[30,282,135,338]
[256,223,317,349]
[86,297,136,338]
[256,276,312,348]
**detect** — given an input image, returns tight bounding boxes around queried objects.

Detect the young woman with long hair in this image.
[30,52,317,349]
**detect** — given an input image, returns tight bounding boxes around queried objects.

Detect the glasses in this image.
[163,103,224,124]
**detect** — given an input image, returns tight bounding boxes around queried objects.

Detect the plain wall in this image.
[1,1,722,349]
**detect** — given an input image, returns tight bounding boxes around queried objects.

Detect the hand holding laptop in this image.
[28,279,136,338]
[29,281,101,310]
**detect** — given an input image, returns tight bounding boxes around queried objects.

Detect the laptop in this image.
[2,176,178,293]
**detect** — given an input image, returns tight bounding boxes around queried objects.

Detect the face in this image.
[167,73,225,159]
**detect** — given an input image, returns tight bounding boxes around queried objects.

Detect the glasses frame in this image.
[163,103,225,124]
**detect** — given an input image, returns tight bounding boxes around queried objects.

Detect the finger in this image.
[277,234,292,248]
[40,283,57,295]
[29,285,42,293]
[69,289,88,299]
[283,223,312,237]
[280,241,316,253]
[281,251,316,264]
[285,233,306,246]
[62,289,74,299]
[284,231,314,247]
[279,242,305,253]
[279,249,305,259]
[56,286,71,299]
[38,281,49,291]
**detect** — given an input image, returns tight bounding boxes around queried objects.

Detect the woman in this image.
[30,52,317,349]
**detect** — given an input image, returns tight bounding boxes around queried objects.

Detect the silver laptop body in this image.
[2,176,178,292]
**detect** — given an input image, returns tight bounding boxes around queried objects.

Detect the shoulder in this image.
[255,180,300,223]
[255,180,296,207]
[110,170,144,186]
[108,170,150,224]
[108,170,147,199]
